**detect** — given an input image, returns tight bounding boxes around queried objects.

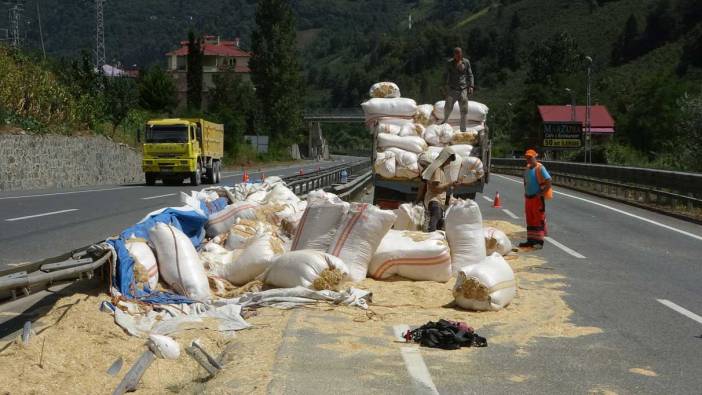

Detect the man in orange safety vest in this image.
[519,149,552,249]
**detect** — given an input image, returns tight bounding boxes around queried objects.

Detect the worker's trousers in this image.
[442,88,469,132]
[427,201,445,232]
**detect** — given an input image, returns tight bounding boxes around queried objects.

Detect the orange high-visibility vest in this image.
[535,162,553,200]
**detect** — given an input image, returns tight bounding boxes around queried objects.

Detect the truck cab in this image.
[140,118,224,186]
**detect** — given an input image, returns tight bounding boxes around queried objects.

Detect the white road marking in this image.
[5,209,79,222]
[545,236,587,259]
[0,186,140,200]
[657,299,702,325]
[482,195,494,203]
[502,209,519,219]
[493,174,702,242]
[400,347,439,395]
[393,324,411,342]
[141,193,176,200]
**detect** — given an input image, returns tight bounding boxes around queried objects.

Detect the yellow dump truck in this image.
[139,118,224,186]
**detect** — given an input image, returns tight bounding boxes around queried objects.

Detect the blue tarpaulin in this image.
[108,207,208,304]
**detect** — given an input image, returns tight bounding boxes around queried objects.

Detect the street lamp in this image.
[585,56,593,164]
[565,88,576,121]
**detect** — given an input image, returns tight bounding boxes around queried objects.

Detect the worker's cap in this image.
[524,149,538,158]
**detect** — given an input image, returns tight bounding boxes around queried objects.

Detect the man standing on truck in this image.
[419,148,458,232]
[520,149,552,249]
[441,47,474,133]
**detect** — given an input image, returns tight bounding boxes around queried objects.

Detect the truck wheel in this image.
[205,165,215,184]
[212,162,220,184]
[190,167,202,186]
[145,173,156,186]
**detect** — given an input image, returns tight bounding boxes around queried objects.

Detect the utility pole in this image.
[8,1,23,48]
[95,0,106,69]
[36,0,45,59]
[585,56,593,164]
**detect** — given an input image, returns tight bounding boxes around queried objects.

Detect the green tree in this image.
[611,15,640,65]
[103,76,138,137]
[187,31,203,111]
[250,0,304,150]
[209,70,256,155]
[138,65,177,113]
[676,92,702,171]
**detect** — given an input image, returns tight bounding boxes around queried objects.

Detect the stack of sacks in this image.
[393,203,425,231]
[291,190,350,252]
[423,124,454,147]
[432,100,488,145]
[327,203,396,282]
[453,252,516,311]
[262,250,350,290]
[201,225,286,286]
[368,230,452,282]
[369,82,401,98]
[445,199,486,273]
[374,147,421,180]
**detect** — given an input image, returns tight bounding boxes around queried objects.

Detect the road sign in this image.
[542,122,582,149]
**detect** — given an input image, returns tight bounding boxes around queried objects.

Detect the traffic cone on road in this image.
[242,168,250,184]
[493,192,502,208]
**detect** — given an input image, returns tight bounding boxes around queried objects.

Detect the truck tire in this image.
[190,166,202,186]
[145,173,156,186]
[205,165,215,185]
[213,161,221,184]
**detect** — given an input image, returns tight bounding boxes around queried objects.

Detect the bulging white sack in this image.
[263,250,349,290]
[225,219,259,250]
[291,198,350,252]
[148,334,180,360]
[398,123,425,137]
[450,144,474,159]
[362,98,417,120]
[369,230,452,282]
[149,223,210,301]
[386,147,420,179]
[125,236,159,290]
[369,82,401,98]
[375,118,414,135]
[374,151,397,179]
[205,202,258,238]
[484,227,513,256]
[245,190,268,205]
[453,252,516,311]
[393,203,425,231]
[265,183,300,205]
[423,124,454,146]
[327,203,396,282]
[226,231,285,285]
[445,199,486,273]
[377,133,428,154]
[458,156,485,184]
[433,100,489,122]
[414,104,435,126]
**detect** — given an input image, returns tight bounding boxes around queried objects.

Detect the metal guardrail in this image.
[492,158,702,219]
[284,159,370,196]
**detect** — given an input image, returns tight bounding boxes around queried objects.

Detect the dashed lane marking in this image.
[394,325,438,394]
[5,209,79,222]
[141,193,177,200]
[493,174,702,242]
[502,209,519,219]
[657,299,702,325]
[545,236,587,259]
[0,186,140,200]
[482,195,494,203]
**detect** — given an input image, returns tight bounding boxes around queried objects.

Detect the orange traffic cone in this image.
[493,192,502,208]
[299,168,304,176]
[242,168,250,184]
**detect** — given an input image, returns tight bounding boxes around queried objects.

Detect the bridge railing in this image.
[491,158,702,222]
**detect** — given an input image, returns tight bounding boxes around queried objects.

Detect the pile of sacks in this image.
[121,173,516,311]
[363,81,487,184]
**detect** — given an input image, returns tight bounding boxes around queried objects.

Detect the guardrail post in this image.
[688,194,694,211]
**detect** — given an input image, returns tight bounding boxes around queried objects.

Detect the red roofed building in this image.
[538,105,616,134]
[167,35,252,108]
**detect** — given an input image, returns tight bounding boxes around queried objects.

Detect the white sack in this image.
[453,252,516,311]
[374,151,397,179]
[414,104,435,126]
[362,98,417,120]
[375,118,414,135]
[398,123,425,137]
[265,183,300,205]
[225,220,258,250]
[148,334,180,360]
[458,156,485,184]
[433,100,489,122]
[205,202,258,238]
[225,231,285,285]
[393,203,425,231]
[263,250,349,289]
[149,223,210,301]
[125,237,158,290]
[327,203,397,282]
[377,133,428,154]
[484,227,513,256]
[386,147,420,179]
[291,201,350,252]
[451,130,480,145]
[369,230,452,282]
[423,124,454,146]
[445,199,486,273]
[369,82,401,98]
[450,144,474,159]
[245,190,268,205]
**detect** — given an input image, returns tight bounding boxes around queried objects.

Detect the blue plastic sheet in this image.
[108,207,208,304]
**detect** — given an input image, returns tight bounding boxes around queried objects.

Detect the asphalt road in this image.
[267,174,702,394]
[0,157,355,269]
